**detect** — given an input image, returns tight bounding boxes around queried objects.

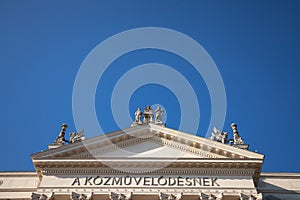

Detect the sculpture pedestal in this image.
[232,144,249,150]
[48,144,63,149]
[154,122,166,127]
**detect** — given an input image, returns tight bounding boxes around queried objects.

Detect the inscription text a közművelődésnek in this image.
[71,176,220,187]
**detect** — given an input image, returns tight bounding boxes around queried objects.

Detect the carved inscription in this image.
[71,176,220,187]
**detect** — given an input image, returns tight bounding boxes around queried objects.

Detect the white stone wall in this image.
[258,172,300,200]
[0,172,39,199]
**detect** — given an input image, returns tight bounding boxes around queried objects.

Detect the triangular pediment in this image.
[31,124,264,185]
[32,124,264,161]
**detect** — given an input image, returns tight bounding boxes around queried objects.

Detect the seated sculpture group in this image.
[134,105,164,125]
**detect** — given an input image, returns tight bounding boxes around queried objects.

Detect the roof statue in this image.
[69,129,85,143]
[209,127,228,144]
[231,123,245,145]
[132,106,165,127]
[50,124,86,149]
[134,107,143,124]
[209,123,249,150]
[143,105,153,123]
[155,106,164,124]
[53,124,69,145]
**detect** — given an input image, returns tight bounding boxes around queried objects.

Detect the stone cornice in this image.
[33,157,264,163]
[33,158,263,177]
[0,172,38,177]
[260,172,300,178]
[40,167,256,176]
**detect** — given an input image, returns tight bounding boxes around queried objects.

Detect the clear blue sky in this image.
[0,1,299,172]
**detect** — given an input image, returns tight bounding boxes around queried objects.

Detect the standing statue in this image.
[155,106,164,123]
[53,124,69,145]
[134,107,143,124]
[143,105,153,123]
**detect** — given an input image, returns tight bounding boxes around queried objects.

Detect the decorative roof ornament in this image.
[69,129,85,143]
[209,127,228,144]
[155,106,164,124]
[53,124,69,145]
[209,123,249,150]
[230,123,249,150]
[49,124,86,149]
[231,123,244,145]
[143,105,153,123]
[134,107,143,125]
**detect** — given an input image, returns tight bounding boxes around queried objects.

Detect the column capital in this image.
[31,192,54,200]
[199,193,223,200]
[239,193,263,200]
[159,192,182,200]
[70,192,93,200]
[109,192,132,200]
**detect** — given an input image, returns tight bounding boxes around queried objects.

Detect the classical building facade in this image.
[0,118,299,200]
